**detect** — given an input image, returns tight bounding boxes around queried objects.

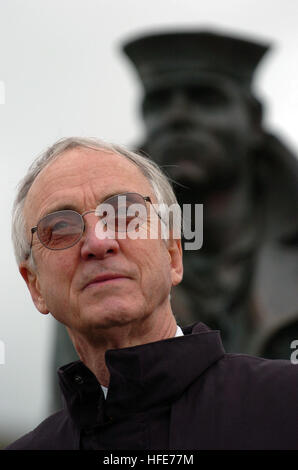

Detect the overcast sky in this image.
[1,0,298,445]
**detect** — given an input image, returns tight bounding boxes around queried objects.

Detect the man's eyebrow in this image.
[41,204,79,218]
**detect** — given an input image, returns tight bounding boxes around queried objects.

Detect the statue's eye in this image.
[187,86,229,108]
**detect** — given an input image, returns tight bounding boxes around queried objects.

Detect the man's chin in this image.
[77,303,146,332]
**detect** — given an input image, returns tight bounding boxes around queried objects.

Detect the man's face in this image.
[21,147,182,336]
[141,77,257,195]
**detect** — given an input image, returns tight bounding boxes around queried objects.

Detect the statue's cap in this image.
[122,30,270,91]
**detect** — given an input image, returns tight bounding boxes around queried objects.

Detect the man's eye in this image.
[51,221,71,232]
[114,215,131,225]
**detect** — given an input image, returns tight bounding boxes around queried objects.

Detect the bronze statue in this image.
[49,29,298,412]
[122,30,298,356]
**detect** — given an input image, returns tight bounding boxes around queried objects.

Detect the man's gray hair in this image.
[12,137,179,266]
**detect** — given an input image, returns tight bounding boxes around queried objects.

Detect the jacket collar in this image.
[58,322,225,430]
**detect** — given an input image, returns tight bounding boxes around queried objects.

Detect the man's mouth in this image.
[84,274,129,289]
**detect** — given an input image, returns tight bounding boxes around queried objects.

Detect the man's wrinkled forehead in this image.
[24,147,154,225]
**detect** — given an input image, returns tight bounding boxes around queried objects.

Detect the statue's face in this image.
[141,77,257,195]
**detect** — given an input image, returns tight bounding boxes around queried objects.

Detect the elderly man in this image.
[6,137,298,450]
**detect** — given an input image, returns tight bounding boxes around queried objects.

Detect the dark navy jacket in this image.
[6,322,298,450]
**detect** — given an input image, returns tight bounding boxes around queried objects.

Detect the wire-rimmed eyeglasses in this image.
[28,192,160,257]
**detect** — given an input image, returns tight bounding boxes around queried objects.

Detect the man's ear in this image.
[167,237,183,287]
[19,262,49,315]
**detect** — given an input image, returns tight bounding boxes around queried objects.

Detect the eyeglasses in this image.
[29,192,159,255]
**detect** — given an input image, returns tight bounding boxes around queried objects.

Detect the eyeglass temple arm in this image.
[144,196,162,221]
[29,226,38,252]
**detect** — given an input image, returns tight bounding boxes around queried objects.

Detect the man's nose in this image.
[80,213,120,260]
